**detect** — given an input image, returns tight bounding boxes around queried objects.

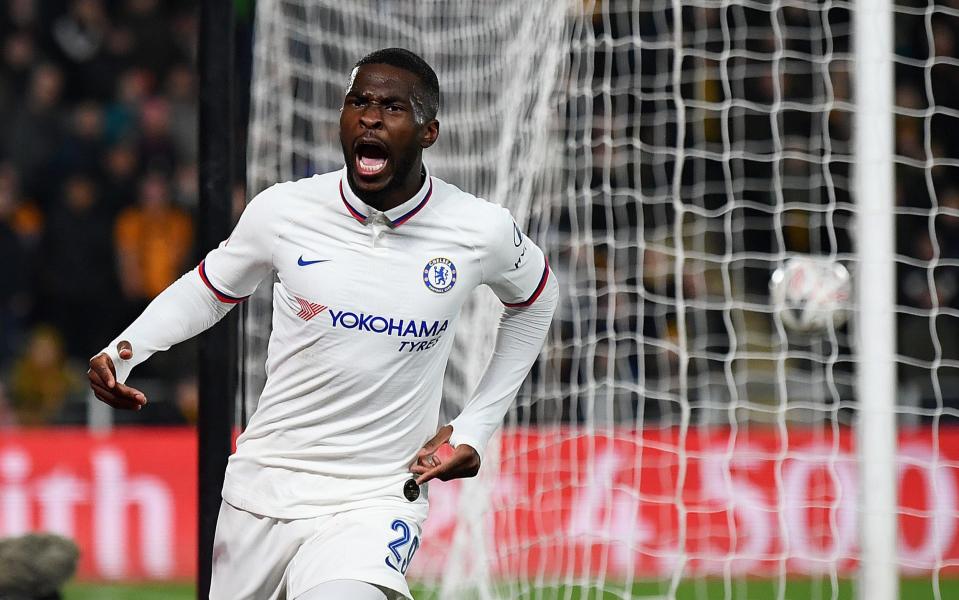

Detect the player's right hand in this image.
[87,341,148,410]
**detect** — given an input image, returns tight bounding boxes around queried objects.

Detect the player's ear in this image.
[420,119,439,149]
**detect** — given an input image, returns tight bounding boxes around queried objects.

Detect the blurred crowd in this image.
[1,0,958,428]
[0,0,206,427]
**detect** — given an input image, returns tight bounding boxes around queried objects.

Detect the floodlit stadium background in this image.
[3,1,959,598]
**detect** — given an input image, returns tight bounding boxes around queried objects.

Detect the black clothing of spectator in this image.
[36,176,118,358]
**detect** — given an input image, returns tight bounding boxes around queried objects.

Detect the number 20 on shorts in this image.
[384,519,420,574]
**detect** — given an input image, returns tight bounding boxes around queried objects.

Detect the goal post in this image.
[197,1,236,598]
[853,0,898,598]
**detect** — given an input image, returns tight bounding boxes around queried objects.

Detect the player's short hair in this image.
[354,48,440,123]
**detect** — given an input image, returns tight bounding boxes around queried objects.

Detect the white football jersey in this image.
[201,165,549,518]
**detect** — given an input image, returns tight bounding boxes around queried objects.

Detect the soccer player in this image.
[87,48,557,600]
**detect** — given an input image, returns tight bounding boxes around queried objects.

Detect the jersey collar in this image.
[339,164,433,228]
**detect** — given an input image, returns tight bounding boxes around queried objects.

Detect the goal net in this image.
[244,1,959,598]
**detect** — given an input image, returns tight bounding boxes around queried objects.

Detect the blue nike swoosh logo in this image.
[298,256,331,266]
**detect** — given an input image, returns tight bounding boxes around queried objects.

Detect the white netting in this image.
[245,1,959,598]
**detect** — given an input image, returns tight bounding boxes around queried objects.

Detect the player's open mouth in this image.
[354,142,389,178]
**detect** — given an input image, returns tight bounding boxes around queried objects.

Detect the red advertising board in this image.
[413,427,959,578]
[1,427,958,581]
[0,428,197,580]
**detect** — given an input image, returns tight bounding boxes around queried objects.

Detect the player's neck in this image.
[351,163,426,213]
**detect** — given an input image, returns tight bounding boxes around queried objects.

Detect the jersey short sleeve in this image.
[199,185,281,302]
[483,207,550,307]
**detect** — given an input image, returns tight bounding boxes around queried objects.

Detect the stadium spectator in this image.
[37,174,117,357]
[169,8,199,64]
[114,171,193,304]
[173,162,199,210]
[51,0,112,102]
[1,30,38,105]
[136,96,178,174]
[166,63,198,163]
[9,325,82,425]
[4,63,65,202]
[103,67,151,144]
[0,0,40,33]
[99,141,140,214]
[54,100,107,176]
[52,0,108,64]
[0,179,30,370]
[116,0,179,76]
[0,162,42,247]
[176,376,199,423]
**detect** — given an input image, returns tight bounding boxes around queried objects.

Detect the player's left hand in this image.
[410,424,480,485]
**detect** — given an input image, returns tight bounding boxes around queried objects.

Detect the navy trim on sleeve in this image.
[503,259,551,308]
[198,260,249,304]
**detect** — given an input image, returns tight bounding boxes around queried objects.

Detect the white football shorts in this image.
[209,498,428,600]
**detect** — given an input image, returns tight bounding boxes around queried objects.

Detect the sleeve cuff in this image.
[448,420,489,463]
[94,343,134,385]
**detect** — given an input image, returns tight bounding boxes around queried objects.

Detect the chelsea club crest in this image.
[423,257,457,293]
